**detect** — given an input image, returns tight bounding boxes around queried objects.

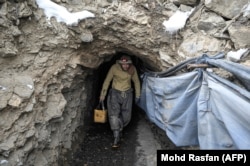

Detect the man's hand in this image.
[135,97,140,104]
[100,96,105,102]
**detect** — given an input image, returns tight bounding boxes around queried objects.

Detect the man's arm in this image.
[100,65,114,101]
[132,67,141,98]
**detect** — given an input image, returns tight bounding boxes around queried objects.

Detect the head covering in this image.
[118,56,132,64]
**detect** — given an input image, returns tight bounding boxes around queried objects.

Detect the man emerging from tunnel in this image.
[100,55,141,148]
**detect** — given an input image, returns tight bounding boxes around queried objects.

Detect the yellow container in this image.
[94,109,107,123]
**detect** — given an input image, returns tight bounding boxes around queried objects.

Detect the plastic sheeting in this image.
[138,53,250,149]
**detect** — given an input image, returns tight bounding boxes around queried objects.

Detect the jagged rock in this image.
[8,94,22,107]
[205,0,249,19]
[0,42,18,58]
[9,25,22,36]
[0,0,249,165]
[178,34,230,58]
[196,11,226,35]
[172,0,198,6]
[44,93,67,122]
[228,24,250,49]
[18,1,33,18]
[0,75,34,109]
[80,31,93,42]
[0,77,13,110]
[14,75,34,99]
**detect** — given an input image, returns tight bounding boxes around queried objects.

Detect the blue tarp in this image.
[138,53,250,149]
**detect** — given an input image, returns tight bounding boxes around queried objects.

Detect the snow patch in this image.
[0,160,8,164]
[27,84,33,90]
[227,48,249,62]
[36,0,95,26]
[163,9,194,34]
[243,3,250,18]
[0,85,7,91]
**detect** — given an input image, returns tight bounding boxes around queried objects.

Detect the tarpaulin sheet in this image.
[138,53,250,149]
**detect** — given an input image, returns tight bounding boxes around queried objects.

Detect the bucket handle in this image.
[97,101,105,111]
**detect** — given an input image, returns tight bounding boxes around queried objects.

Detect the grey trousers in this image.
[107,88,133,131]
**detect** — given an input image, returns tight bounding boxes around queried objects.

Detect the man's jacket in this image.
[101,63,141,98]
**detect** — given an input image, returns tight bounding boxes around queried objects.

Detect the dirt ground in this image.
[66,106,179,166]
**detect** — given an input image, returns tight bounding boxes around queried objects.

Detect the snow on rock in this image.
[36,0,95,26]
[163,9,194,34]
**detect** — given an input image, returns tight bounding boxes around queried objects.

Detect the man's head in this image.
[118,56,132,71]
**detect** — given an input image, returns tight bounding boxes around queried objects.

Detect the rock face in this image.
[0,0,249,165]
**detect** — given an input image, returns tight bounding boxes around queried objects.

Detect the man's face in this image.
[121,63,130,71]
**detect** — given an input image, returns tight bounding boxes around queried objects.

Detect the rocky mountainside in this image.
[0,0,249,165]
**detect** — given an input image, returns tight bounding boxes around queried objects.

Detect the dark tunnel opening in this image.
[81,52,146,139]
[60,52,178,166]
[66,53,145,165]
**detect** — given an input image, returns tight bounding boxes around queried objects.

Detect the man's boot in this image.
[112,130,120,148]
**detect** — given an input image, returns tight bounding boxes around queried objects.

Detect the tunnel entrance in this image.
[59,52,177,166]
[91,53,145,110]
